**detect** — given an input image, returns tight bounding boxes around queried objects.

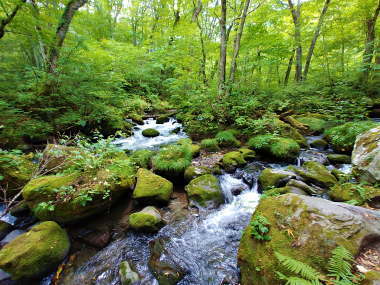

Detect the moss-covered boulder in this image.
[142,128,160,137]
[22,158,136,223]
[184,165,212,182]
[132,168,173,204]
[0,221,12,240]
[185,174,223,207]
[119,261,140,285]
[129,206,163,232]
[152,144,192,180]
[293,113,329,135]
[0,152,36,196]
[221,151,247,172]
[248,135,300,161]
[289,161,337,189]
[200,139,220,152]
[352,126,380,184]
[329,183,380,206]
[215,130,241,148]
[41,144,81,173]
[273,119,307,147]
[130,149,155,169]
[239,148,256,161]
[156,114,171,124]
[190,144,201,157]
[258,168,296,190]
[310,138,328,150]
[325,121,379,153]
[327,154,351,164]
[238,194,380,285]
[0,221,70,280]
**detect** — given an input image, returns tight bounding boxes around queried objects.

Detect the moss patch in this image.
[0,221,70,280]
[185,174,223,207]
[142,128,160,137]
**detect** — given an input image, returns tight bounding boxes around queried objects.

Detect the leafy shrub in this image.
[250,214,271,241]
[215,130,240,147]
[325,121,379,152]
[130,149,155,168]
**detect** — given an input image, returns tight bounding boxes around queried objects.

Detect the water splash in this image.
[113,118,187,151]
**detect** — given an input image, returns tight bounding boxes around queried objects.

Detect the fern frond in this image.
[275,252,322,282]
[327,246,355,281]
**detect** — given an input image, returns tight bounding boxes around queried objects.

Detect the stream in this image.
[0,117,359,285]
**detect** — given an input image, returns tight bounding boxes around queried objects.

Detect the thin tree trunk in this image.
[362,0,380,82]
[284,49,295,85]
[288,0,302,82]
[303,0,331,80]
[48,0,87,74]
[228,0,251,87]
[0,0,26,39]
[218,0,227,97]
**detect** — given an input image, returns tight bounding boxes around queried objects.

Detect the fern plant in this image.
[275,246,362,285]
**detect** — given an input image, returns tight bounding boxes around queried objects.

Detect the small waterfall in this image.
[112,117,187,151]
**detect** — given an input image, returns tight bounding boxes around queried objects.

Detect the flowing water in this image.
[113,118,187,151]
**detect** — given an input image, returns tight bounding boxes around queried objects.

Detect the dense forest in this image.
[0,0,379,284]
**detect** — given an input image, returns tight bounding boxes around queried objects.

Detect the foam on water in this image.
[112,117,187,151]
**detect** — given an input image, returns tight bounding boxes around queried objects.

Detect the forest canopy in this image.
[0,0,379,148]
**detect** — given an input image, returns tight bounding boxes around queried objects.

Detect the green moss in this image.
[239,148,256,161]
[259,168,294,190]
[238,194,363,285]
[142,128,160,137]
[273,119,307,147]
[0,221,70,280]
[119,261,140,285]
[294,114,328,134]
[0,221,11,240]
[215,130,241,147]
[156,114,171,124]
[324,121,379,153]
[248,135,300,160]
[130,149,155,168]
[152,144,192,178]
[129,206,162,232]
[329,183,380,204]
[310,139,328,150]
[184,165,211,182]
[0,153,36,195]
[290,161,337,189]
[222,151,247,171]
[200,139,220,152]
[327,154,351,164]
[185,174,223,207]
[41,144,81,173]
[132,168,173,203]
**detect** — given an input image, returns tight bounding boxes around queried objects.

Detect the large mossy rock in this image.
[128,206,163,232]
[0,221,70,280]
[327,153,351,164]
[142,128,160,137]
[292,113,330,135]
[184,165,211,182]
[221,151,247,172]
[325,121,379,153]
[352,126,380,184]
[258,168,296,190]
[248,135,300,161]
[185,174,223,207]
[22,158,136,223]
[0,221,12,240]
[329,183,380,206]
[132,168,173,204]
[289,161,337,189]
[0,152,36,196]
[238,194,380,285]
[273,119,307,147]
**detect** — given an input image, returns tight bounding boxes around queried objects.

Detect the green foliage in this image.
[130,149,155,168]
[250,214,271,241]
[200,139,220,152]
[325,121,379,152]
[152,144,192,174]
[248,135,300,159]
[215,130,240,147]
[275,246,362,285]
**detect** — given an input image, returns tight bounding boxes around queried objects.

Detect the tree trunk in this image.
[288,0,302,82]
[48,0,88,74]
[362,0,380,82]
[218,0,227,97]
[284,49,295,85]
[228,0,251,86]
[0,0,26,39]
[303,0,331,80]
